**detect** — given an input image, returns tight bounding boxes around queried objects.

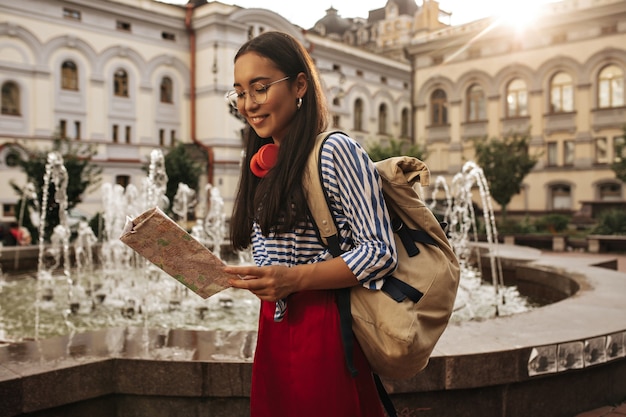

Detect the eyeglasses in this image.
[225,76,290,109]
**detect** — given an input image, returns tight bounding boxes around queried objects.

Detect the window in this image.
[332,114,340,129]
[598,183,621,201]
[159,129,165,146]
[63,7,81,20]
[506,78,528,117]
[160,76,173,103]
[3,204,16,218]
[125,126,131,144]
[1,81,20,115]
[61,60,79,91]
[564,140,575,166]
[112,125,119,143]
[430,89,448,125]
[114,69,128,97]
[550,184,571,210]
[378,103,388,134]
[550,72,574,113]
[59,119,67,138]
[116,20,131,32]
[162,32,176,41]
[170,130,176,146]
[5,150,20,167]
[401,108,409,138]
[467,83,486,122]
[354,99,363,131]
[547,142,558,166]
[381,76,388,85]
[598,65,624,108]
[116,175,130,189]
[595,137,608,164]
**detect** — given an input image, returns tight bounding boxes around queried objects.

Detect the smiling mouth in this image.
[249,115,267,124]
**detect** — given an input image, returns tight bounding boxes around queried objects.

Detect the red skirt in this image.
[250,290,385,417]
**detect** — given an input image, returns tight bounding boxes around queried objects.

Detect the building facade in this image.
[404,0,626,220]
[0,0,411,222]
[2,0,624,227]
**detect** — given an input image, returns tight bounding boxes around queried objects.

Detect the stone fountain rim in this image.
[433,243,626,356]
[1,244,625,402]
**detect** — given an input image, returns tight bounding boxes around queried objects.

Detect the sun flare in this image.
[495,1,554,32]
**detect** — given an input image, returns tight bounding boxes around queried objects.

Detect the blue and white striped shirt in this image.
[250,132,398,321]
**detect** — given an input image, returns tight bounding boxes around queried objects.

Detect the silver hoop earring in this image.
[296,97,303,110]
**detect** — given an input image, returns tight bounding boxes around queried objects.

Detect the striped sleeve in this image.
[319,133,398,289]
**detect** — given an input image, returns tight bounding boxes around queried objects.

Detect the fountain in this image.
[0,155,625,417]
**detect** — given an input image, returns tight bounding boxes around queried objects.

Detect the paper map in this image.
[120,207,237,298]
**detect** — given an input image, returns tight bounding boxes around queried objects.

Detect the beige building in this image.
[404,0,626,220]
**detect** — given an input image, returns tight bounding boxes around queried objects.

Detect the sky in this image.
[161,0,560,29]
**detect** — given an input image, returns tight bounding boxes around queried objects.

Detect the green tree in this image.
[471,131,540,220]
[161,142,206,214]
[610,125,626,183]
[366,138,427,162]
[10,138,102,241]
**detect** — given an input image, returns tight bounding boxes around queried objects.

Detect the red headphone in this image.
[250,144,279,177]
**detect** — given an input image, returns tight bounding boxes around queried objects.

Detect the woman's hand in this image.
[223,257,359,301]
[223,265,301,302]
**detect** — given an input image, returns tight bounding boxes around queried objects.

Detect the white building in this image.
[0,0,412,225]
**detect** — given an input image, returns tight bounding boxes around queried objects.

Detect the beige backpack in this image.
[304,131,461,381]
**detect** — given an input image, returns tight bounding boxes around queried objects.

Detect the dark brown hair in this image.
[229,31,329,250]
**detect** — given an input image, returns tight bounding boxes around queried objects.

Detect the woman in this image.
[223,31,397,417]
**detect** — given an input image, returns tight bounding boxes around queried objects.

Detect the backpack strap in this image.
[305,131,355,375]
[304,131,398,417]
[304,131,344,257]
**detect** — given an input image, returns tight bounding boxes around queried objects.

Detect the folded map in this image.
[120,206,237,298]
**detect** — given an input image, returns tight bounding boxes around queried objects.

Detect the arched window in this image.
[550,72,574,113]
[160,76,173,103]
[598,182,621,201]
[378,103,388,134]
[114,69,129,97]
[61,60,78,91]
[1,81,20,115]
[430,88,448,125]
[354,98,363,131]
[598,65,624,108]
[466,83,486,122]
[506,78,528,117]
[401,108,409,138]
[550,184,571,210]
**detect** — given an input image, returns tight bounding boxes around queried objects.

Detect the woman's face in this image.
[233,52,304,143]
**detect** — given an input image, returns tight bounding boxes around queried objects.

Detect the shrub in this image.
[497,216,535,235]
[591,209,626,235]
[534,214,570,233]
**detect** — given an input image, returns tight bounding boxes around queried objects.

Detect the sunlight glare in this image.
[491,0,553,33]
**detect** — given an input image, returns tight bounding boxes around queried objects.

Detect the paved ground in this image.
[547,251,626,417]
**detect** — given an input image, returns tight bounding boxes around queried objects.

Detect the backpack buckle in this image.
[392,217,404,233]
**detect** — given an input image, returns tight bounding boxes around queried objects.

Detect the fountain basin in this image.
[1,247,625,417]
